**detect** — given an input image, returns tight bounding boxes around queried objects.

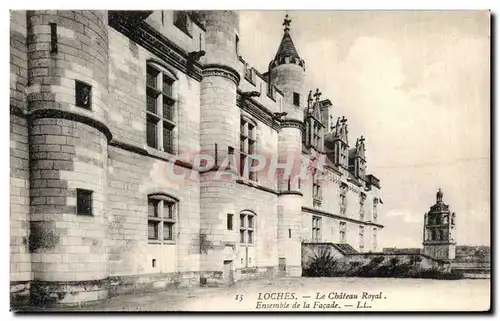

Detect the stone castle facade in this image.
[10,10,383,305]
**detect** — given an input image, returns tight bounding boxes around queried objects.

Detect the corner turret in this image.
[268,14,306,121]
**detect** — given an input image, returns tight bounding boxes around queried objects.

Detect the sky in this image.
[239,10,490,248]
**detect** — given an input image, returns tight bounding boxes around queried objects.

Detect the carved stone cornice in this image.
[108,11,203,82]
[280,119,304,131]
[202,64,240,86]
[29,108,113,141]
[302,206,384,229]
[236,91,281,131]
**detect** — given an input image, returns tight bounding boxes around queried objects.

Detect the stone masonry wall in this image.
[10,11,31,301]
[106,146,200,277]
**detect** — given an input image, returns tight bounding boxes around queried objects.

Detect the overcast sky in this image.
[239,10,490,248]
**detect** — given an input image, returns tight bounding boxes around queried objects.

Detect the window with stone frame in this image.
[359,225,364,251]
[339,221,347,243]
[340,183,348,215]
[75,80,92,110]
[147,194,178,244]
[312,171,322,206]
[312,216,322,242]
[240,117,258,181]
[76,189,93,215]
[373,227,378,249]
[341,145,347,167]
[373,198,379,222]
[293,92,300,106]
[239,212,255,245]
[312,122,322,151]
[146,62,176,154]
[359,193,366,221]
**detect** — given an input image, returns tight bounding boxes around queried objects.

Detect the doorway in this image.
[279,257,286,275]
[223,260,234,284]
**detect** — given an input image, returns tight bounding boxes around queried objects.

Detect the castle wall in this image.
[106,146,201,277]
[10,10,385,307]
[145,11,206,54]
[10,11,31,302]
[108,27,201,156]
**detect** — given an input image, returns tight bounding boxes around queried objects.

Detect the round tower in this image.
[269,14,306,122]
[269,14,306,277]
[195,10,241,285]
[27,10,110,305]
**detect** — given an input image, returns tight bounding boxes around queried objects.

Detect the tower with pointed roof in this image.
[270,14,306,276]
[268,14,306,121]
[423,189,456,260]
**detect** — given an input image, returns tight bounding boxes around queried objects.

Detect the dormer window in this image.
[173,11,192,37]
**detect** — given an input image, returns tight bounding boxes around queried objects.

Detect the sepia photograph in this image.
[8,7,491,313]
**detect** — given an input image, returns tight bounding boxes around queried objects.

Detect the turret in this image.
[270,15,305,277]
[27,10,110,304]
[194,10,242,284]
[268,14,306,121]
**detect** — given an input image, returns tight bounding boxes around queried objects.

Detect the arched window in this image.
[147,193,179,244]
[146,60,177,154]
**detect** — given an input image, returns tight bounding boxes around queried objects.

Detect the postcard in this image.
[9,9,490,312]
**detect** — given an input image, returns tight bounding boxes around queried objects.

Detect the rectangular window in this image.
[164,201,175,219]
[239,213,255,245]
[163,222,173,240]
[147,195,178,244]
[312,216,321,242]
[76,189,93,215]
[163,75,173,97]
[148,199,159,217]
[227,214,233,230]
[239,117,257,181]
[339,222,346,243]
[360,193,366,221]
[75,80,92,110]
[146,63,176,154]
[313,173,322,203]
[248,215,254,229]
[146,114,158,148]
[148,221,159,240]
[50,23,58,53]
[373,228,378,249]
[340,183,348,215]
[359,226,365,250]
[293,92,300,106]
[373,199,378,222]
[147,65,159,88]
[163,122,174,154]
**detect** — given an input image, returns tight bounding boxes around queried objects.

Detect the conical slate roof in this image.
[274,32,301,61]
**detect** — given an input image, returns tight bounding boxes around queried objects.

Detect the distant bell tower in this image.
[423,189,456,260]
